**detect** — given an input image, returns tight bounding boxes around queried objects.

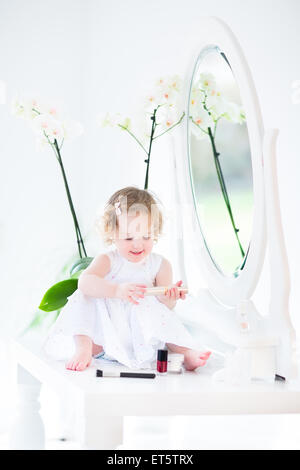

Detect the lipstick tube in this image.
[157,349,168,375]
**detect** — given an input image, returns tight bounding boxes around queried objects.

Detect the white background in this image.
[0,0,299,449]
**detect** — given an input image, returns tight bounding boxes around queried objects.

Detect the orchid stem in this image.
[53,139,87,259]
[144,108,157,190]
[118,125,148,155]
[207,127,245,258]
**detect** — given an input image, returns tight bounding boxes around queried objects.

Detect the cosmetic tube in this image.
[145,286,188,296]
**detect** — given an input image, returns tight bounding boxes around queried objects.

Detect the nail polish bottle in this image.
[157,349,168,375]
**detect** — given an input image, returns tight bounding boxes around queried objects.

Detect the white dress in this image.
[44,249,198,369]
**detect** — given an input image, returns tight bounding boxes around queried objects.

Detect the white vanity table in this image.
[10,336,300,450]
[9,17,300,449]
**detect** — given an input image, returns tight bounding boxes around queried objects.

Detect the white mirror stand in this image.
[172,17,298,381]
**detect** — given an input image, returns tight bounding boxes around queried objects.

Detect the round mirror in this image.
[177,17,265,306]
[187,45,253,277]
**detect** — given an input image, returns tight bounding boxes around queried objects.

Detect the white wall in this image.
[0,0,86,334]
[0,0,300,337]
[83,0,300,329]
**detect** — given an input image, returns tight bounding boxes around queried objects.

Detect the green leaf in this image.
[39,279,78,312]
[70,269,84,279]
[69,257,93,277]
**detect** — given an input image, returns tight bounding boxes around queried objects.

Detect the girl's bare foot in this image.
[183,349,211,371]
[66,348,92,371]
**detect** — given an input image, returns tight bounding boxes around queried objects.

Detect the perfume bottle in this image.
[236,300,250,333]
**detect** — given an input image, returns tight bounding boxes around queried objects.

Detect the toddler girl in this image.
[45,186,211,371]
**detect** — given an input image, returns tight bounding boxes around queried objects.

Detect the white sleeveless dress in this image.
[44,249,198,369]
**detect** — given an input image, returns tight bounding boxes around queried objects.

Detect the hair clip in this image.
[114,201,121,216]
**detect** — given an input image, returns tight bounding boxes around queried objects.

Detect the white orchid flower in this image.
[199,72,217,91]
[42,104,60,119]
[190,105,213,141]
[144,89,171,112]
[156,105,178,131]
[170,75,182,91]
[150,86,176,107]
[143,74,184,135]
[152,75,182,108]
[11,96,39,120]
[11,96,26,118]
[224,102,246,124]
[193,108,213,129]
[31,113,65,143]
[190,119,209,141]
[35,134,49,151]
[100,74,184,167]
[11,94,60,120]
[206,93,228,121]
[155,77,167,88]
[166,75,182,92]
[190,86,206,108]
[191,80,206,94]
[12,94,83,145]
[156,75,182,92]
[98,112,131,130]
[118,116,131,130]
[163,85,180,105]
[144,93,160,110]
[205,89,222,107]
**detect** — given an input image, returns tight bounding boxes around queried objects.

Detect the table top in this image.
[12,336,300,416]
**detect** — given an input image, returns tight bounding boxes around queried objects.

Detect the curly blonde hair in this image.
[96,186,164,245]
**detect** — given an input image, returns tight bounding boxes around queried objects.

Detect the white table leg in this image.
[77,409,123,450]
[120,416,173,449]
[57,392,77,441]
[10,365,45,450]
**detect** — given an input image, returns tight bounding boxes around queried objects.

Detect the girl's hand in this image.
[157,280,186,304]
[115,283,147,305]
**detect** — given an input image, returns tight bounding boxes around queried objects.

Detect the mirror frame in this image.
[187,43,253,278]
[181,17,266,306]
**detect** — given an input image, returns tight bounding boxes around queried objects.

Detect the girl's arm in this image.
[78,254,147,303]
[78,254,117,298]
[155,257,184,310]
